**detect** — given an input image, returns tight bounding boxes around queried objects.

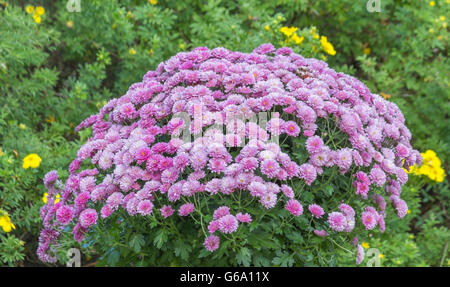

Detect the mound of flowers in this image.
[37,44,421,265]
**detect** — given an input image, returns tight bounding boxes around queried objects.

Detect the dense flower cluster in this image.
[38,43,421,264]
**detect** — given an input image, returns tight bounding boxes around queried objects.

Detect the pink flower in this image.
[56,205,74,225]
[213,206,230,220]
[281,184,294,199]
[308,204,325,218]
[137,200,154,216]
[259,192,277,209]
[79,208,98,228]
[283,121,301,137]
[179,203,195,216]
[285,199,303,216]
[208,220,220,233]
[328,212,346,232]
[305,136,324,154]
[361,210,378,230]
[356,244,365,265]
[236,212,252,223]
[160,205,174,218]
[203,235,220,252]
[314,229,329,237]
[218,214,238,234]
[299,163,317,185]
[260,159,280,178]
[135,147,151,162]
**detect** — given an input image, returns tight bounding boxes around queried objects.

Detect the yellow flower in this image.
[149,0,157,5]
[429,1,435,6]
[363,47,371,55]
[407,209,411,214]
[42,193,60,204]
[320,36,336,56]
[380,92,391,100]
[291,33,304,45]
[362,242,370,249]
[25,5,34,14]
[19,123,26,129]
[0,214,16,233]
[409,234,415,239]
[23,153,42,169]
[279,26,298,37]
[35,6,45,16]
[440,16,446,21]
[66,20,74,28]
[0,147,4,156]
[264,25,270,31]
[46,115,55,123]
[33,14,41,24]
[379,253,384,259]
[129,48,136,55]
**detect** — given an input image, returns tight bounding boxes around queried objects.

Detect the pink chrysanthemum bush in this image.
[38,44,421,266]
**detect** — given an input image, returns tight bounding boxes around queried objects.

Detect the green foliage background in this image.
[0,0,448,266]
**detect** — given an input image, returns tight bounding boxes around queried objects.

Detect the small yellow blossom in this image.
[409,234,415,239]
[407,209,411,214]
[280,26,298,37]
[66,20,74,28]
[0,214,15,233]
[443,22,447,28]
[25,5,34,14]
[35,6,45,16]
[320,36,336,56]
[407,150,446,182]
[291,33,304,45]
[379,253,384,259]
[19,123,26,129]
[0,147,4,157]
[149,0,157,5]
[179,43,185,50]
[46,115,55,123]
[363,47,371,55]
[42,193,61,204]
[429,1,435,6]
[23,153,42,169]
[264,25,270,31]
[440,16,446,21]
[33,14,41,24]
[380,92,392,100]
[362,242,370,249]
[129,48,136,55]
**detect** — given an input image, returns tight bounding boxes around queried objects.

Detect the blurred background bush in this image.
[0,0,448,266]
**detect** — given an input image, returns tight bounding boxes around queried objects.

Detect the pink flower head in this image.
[261,159,280,178]
[236,212,252,223]
[208,220,220,233]
[203,235,220,252]
[213,206,230,220]
[308,204,325,218]
[361,210,378,230]
[56,205,74,225]
[137,200,154,216]
[259,192,277,209]
[283,121,301,137]
[218,214,239,234]
[299,163,317,185]
[328,212,346,232]
[305,136,324,154]
[285,199,303,216]
[314,229,329,237]
[356,244,365,265]
[179,203,195,216]
[281,184,294,199]
[160,205,174,218]
[79,208,98,228]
